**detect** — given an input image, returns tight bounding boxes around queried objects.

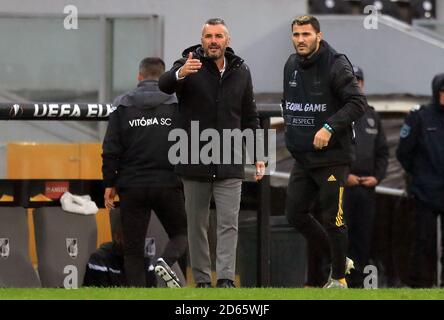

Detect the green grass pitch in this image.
[1,288,444,300]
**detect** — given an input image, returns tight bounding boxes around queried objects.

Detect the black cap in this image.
[353,65,364,81]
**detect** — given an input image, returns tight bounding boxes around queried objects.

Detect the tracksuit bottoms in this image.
[285,160,349,281]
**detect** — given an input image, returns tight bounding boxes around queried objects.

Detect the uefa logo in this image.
[289,70,298,88]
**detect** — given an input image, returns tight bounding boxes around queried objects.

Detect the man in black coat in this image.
[397,73,444,287]
[344,66,389,288]
[283,15,366,288]
[102,57,187,288]
[159,18,265,288]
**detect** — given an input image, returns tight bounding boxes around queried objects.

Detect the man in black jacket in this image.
[344,66,389,288]
[159,18,264,288]
[304,67,388,288]
[283,15,366,288]
[102,57,187,288]
[83,216,157,288]
[397,73,444,287]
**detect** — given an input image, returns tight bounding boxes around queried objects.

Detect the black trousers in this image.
[119,186,188,287]
[408,199,444,288]
[285,160,349,281]
[343,186,376,288]
[304,201,330,287]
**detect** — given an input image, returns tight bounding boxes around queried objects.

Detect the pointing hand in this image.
[178,52,202,78]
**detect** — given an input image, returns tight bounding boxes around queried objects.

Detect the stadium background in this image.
[0,0,443,290]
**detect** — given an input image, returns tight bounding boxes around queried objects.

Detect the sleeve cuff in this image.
[323,123,335,134]
[102,179,115,188]
[176,67,185,80]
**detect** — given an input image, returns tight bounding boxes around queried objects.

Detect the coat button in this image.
[212,175,216,178]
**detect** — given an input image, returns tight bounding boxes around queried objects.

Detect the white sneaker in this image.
[154,258,181,288]
[327,257,355,280]
[323,278,348,289]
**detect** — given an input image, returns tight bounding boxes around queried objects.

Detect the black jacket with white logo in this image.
[282,40,366,168]
[102,80,181,188]
[159,45,261,180]
[83,242,156,287]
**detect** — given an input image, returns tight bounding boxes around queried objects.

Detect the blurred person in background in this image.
[397,73,444,288]
[344,66,389,288]
[83,214,157,287]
